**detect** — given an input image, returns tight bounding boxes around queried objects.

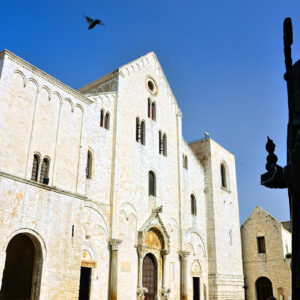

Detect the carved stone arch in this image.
[191,260,202,277]
[64,97,74,112]
[125,67,130,76]
[40,85,51,100]
[256,230,265,237]
[131,65,135,72]
[138,208,170,254]
[185,228,207,257]
[119,201,138,220]
[27,78,39,90]
[52,91,62,104]
[82,243,96,262]
[13,70,26,87]
[82,205,109,238]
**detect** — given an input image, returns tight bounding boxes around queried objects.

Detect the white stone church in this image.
[0,49,245,299]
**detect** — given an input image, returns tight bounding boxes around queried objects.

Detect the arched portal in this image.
[256,276,273,300]
[0,233,43,300]
[143,254,157,300]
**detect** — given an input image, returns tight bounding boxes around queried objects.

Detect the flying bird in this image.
[84,16,104,30]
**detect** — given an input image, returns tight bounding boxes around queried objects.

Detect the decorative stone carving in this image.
[109,238,122,251]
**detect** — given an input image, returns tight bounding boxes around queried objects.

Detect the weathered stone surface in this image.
[241,206,291,300]
[0,49,244,299]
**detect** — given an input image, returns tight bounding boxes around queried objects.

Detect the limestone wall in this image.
[241,206,291,300]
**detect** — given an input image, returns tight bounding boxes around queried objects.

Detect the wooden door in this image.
[143,254,156,300]
[256,277,273,300]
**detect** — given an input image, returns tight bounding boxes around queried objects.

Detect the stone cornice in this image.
[0,49,93,105]
[0,171,87,201]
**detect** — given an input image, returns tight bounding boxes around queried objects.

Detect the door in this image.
[256,277,273,300]
[142,254,156,300]
[78,267,91,300]
[193,277,200,300]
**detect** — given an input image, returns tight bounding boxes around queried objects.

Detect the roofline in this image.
[0,49,93,105]
[78,69,119,93]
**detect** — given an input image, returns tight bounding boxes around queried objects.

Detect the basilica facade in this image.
[0,49,244,299]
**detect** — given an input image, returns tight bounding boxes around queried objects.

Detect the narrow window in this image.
[159,131,163,154]
[141,121,146,145]
[100,109,104,127]
[40,158,49,184]
[31,154,40,182]
[148,98,151,118]
[163,134,167,156]
[257,236,266,253]
[104,112,110,130]
[191,194,197,216]
[152,102,156,121]
[229,229,233,245]
[149,171,156,196]
[185,156,188,169]
[221,163,227,188]
[86,151,92,179]
[136,118,141,142]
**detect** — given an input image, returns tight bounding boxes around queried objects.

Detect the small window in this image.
[183,155,188,169]
[40,158,49,184]
[149,171,156,196]
[191,194,197,216]
[159,131,163,154]
[100,109,104,127]
[104,112,110,130]
[257,236,266,253]
[141,121,145,145]
[31,154,40,182]
[148,98,151,118]
[163,134,167,156]
[136,118,140,142]
[152,102,156,121]
[221,163,227,188]
[86,150,92,179]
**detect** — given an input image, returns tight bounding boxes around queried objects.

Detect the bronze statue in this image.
[261,17,300,298]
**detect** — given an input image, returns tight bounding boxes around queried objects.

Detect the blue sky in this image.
[1,0,299,223]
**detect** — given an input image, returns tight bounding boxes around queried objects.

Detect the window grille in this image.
[31,154,40,181]
[40,158,49,184]
[163,134,167,156]
[141,121,145,145]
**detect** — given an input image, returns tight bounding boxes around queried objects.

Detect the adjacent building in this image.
[241,206,291,300]
[0,49,244,299]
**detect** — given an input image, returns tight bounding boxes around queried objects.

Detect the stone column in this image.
[137,246,147,300]
[161,250,170,300]
[179,251,190,300]
[109,239,122,300]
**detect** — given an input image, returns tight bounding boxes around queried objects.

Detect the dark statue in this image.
[261,17,300,298]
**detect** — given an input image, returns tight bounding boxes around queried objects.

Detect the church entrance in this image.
[193,277,200,300]
[0,233,42,300]
[78,267,91,300]
[256,277,273,300]
[142,254,157,300]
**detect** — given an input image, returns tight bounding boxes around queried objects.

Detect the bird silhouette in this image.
[84,16,104,30]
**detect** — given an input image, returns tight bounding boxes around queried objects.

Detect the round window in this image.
[146,77,158,95]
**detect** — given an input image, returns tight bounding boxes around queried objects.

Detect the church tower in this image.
[189,137,245,299]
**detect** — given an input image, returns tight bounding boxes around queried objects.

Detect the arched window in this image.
[159,131,163,154]
[149,171,156,196]
[86,150,92,179]
[40,158,49,184]
[191,194,197,216]
[136,118,140,142]
[152,102,156,121]
[100,109,104,127]
[148,98,151,118]
[141,121,146,145]
[163,134,167,156]
[104,112,110,130]
[31,154,40,182]
[184,155,188,169]
[221,163,227,188]
[256,277,273,300]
